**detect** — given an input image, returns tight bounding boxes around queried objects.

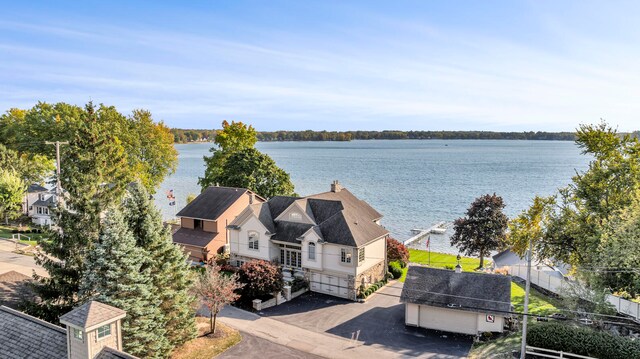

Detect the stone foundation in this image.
[355,260,386,292]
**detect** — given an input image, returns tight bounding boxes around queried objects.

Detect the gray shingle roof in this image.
[401,266,511,315]
[95,347,139,359]
[176,186,250,220]
[172,227,218,247]
[27,184,48,193]
[33,196,55,207]
[267,196,300,219]
[272,222,314,243]
[0,271,32,308]
[0,305,67,358]
[59,301,126,329]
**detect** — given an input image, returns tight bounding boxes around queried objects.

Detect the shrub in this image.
[389,261,403,279]
[528,322,640,358]
[386,237,409,267]
[494,267,509,275]
[444,264,454,270]
[290,277,308,292]
[237,260,284,300]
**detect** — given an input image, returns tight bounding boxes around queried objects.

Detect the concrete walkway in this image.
[217,305,414,359]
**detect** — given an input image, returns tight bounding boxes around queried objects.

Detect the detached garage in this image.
[401,266,511,335]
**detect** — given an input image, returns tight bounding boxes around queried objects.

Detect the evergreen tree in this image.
[80,208,170,359]
[24,103,130,322]
[123,182,197,348]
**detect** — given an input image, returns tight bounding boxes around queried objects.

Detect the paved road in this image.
[219,332,322,359]
[0,244,47,277]
[259,281,472,358]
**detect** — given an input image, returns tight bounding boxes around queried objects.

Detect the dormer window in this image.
[248,231,259,250]
[39,193,45,201]
[97,324,111,339]
[72,327,83,341]
[289,212,302,221]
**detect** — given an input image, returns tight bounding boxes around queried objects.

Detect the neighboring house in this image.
[228,180,389,300]
[23,183,56,226]
[401,265,511,335]
[0,270,32,309]
[0,300,137,359]
[492,249,571,279]
[173,186,265,264]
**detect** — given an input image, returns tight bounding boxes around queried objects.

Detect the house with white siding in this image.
[228,181,389,300]
[22,184,56,226]
[401,265,511,335]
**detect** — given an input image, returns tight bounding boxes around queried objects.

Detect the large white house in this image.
[228,181,389,300]
[22,184,56,226]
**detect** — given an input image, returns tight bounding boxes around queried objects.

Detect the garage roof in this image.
[401,266,511,315]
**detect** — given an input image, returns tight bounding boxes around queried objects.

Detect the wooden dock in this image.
[403,222,448,245]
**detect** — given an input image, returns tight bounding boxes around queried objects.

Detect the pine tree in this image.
[23,103,131,322]
[123,182,197,348]
[80,208,170,359]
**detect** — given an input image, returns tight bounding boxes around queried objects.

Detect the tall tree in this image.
[24,104,130,322]
[198,121,295,198]
[193,265,243,334]
[450,193,508,268]
[213,148,296,198]
[0,169,26,224]
[80,208,170,359]
[508,196,554,258]
[198,120,257,190]
[0,101,177,192]
[0,144,54,185]
[123,182,197,348]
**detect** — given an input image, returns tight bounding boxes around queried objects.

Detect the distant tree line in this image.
[172,128,578,142]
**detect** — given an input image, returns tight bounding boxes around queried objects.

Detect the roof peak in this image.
[60,300,126,329]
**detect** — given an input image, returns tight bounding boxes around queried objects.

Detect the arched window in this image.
[248,231,259,250]
[308,242,316,260]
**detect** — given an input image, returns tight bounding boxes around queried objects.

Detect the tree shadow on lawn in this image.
[325,305,473,358]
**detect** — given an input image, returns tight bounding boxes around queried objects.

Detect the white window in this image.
[308,242,316,260]
[44,208,49,215]
[248,231,259,250]
[72,328,83,341]
[358,247,365,263]
[39,193,45,201]
[280,248,302,268]
[97,324,111,339]
[341,248,352,264]
[37,207,42,214]
[289,212,301,221]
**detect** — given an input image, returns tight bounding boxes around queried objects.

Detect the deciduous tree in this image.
[0,169,26,224]
[386,237,409,266]
[237,260,283,301]
[450,193,508,268]
[193,265,243,334]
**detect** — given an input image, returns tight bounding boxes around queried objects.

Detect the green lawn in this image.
[399,249,482,282]
[0,225,48,245]
[511,281,561,317]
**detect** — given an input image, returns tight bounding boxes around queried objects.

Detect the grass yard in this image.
[171,317,241,359]
[468,332,521,359]
[511,281,561,317]
[0,225,48,245]
[399,249,482,282]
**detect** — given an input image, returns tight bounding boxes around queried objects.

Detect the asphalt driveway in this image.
[258,281,473,358]
[219,331,322,359]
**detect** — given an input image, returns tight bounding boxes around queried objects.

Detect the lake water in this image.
[157,140,589,254]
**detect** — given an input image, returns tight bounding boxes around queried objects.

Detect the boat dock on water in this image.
[404,222,450,245]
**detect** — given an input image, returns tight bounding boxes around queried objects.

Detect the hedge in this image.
[388,261,403,279]
[528,322,640,358]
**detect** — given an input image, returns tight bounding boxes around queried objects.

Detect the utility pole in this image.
[45,141,69,197]
[520,238,533,359]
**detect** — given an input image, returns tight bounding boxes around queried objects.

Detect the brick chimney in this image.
[330,180,343,193]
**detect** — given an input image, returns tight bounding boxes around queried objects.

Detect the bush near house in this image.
[388,261,403,279]
[386,237,409,267]
[237,260,283,302]
[358,277,388,299]
[528,322,640,358]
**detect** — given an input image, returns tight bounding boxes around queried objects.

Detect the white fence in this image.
[526,345,596,359]
[510,265,640,321]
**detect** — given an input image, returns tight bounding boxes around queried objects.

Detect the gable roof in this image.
[401,266,511,315]
[33,196,55,207]
[0,305,67,359]
[238,185,388,247]
[59,301,126,330]
[27,183,49,193]
[177,186,258,220]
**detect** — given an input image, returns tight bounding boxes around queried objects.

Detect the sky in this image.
[1,1,639,132]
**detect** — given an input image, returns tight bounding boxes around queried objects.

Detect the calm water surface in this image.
[157,140,589,254]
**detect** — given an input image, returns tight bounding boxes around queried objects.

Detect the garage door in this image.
[310,272,349,298]
[419,305,478,335]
